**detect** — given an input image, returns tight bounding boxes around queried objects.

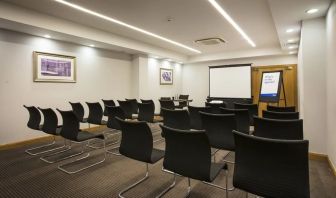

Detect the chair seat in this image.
[209,162,228,182]
[76,131,104,142]
[150,148,165,163]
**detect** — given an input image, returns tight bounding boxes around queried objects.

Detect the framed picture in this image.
[33,51,76,83]
[160,68,173,85]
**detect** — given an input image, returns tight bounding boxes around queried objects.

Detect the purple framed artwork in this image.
[33,51,76,82]
[160,68,173,85]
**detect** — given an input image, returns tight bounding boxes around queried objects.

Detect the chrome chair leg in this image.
[87,130,120,149]
[222,151,235,164]
[155,174,176,198]
[106,144,122,156]
[203,169,234,192]
[58,139,106,174]
[119,163,150,198]
[211,149,220,162]
[40,140,83,164]
[25,136,64,156]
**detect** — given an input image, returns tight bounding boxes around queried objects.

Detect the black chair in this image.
[116,118,166,198]
[86,102,107,126]
[267,105,296,112]
[55,109,106,174]
[234,103,258,126]
[205,102,227,114]
[69,102,87,123]
[118,100,134,119]
[102,99,116,116]
[161,108,190,130]
[263,110,299,120]
[160,125,228,197]
[188,106,211,130]
[220,107,250,134]
[106,106,126,130]
[254,117,303,140]
[233,130,310,198]
[160,97,171,100]
[126,98,139,114]
[159,99,175,115]
[23,105,46,155]
[175,94,189,109]
[138,102,155,123]
[37,108,68,156]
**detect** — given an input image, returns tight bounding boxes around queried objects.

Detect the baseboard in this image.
[327,157,336,177]
[0,126,106,151]
[309,152,328,161]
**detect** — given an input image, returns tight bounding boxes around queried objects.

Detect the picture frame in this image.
[160,68,173,85]
[33,51,76,83]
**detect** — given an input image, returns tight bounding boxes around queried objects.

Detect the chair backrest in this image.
[160,97,171,100]
[162,108,190,130]
[200,112,236,151]
[126,98,139,114]
[23,105,41,130]
[188,106,211,130]
[267,105,296,112]
[161,125,212,181]
[38,107,59,135]
[178,94,189,106]
[254,117,303,140]
[263,110,299,120]
[220,107,250,134]
[117,100,133,119]
[69,102,85,122]
[86,102,104,124]
[117,118,154,163]
[57,109,80,141]
[138,102,155,123]
[140,99,155,112]
[233,131,309,198]
[159,99,175,115]
[106,106,126,130]
[102,99,116,116]
[205,102,227,114]
[234,103,258,126]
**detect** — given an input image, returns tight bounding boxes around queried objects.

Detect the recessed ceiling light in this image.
[89,44,95,47]
[306,8,319,14]
[44,34,51,38]
[208,0,256,47]
[287,39,295,43]
[288,46,298,49]
[286,29,294,33]
[289,51,297,54]
[55,0,201,54]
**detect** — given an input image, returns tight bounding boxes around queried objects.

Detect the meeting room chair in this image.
[160,97,171,100]
[174,94,189,109]
[23,105,49,155]
[55,109,106,174]
[263,110,300,120]
[254,117,303,140]
[86,102,107,127]
[232,130,310,198]
[220,107,250,134]
[205,102,227,114]
[188,106,211,130]
[267,105,296,112]
[102,99,116,116]
[126,98,139,114]
[161,108,190,131]
[118,100,134,119]
[137,102,155,123]
[69,102,88,123]
[200,112,236,163]
[159,99,175,115]
[116,118,166,198]
[234,103,258,126]
[159,125,229,198]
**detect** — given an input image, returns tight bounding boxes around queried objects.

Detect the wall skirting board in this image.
[309,152,336,177]
[0,126,106,151]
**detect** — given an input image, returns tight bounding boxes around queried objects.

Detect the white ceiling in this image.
[0,0,332,61]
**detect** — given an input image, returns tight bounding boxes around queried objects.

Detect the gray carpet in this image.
[0,124,335,198]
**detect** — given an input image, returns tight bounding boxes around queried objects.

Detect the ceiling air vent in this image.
[195,37,226,45]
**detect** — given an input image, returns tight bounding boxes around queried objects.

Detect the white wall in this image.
[326,0,336,169]
[299,17,327,154]
[134,57,182,113]
[0,29,133,145]
[182,55,297,106]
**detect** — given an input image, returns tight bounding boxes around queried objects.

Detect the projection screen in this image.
[209,64,252,98]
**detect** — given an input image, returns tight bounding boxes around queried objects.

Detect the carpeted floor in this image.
[0,124,335,198]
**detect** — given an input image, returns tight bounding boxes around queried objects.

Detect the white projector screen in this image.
[209,64,251,98]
